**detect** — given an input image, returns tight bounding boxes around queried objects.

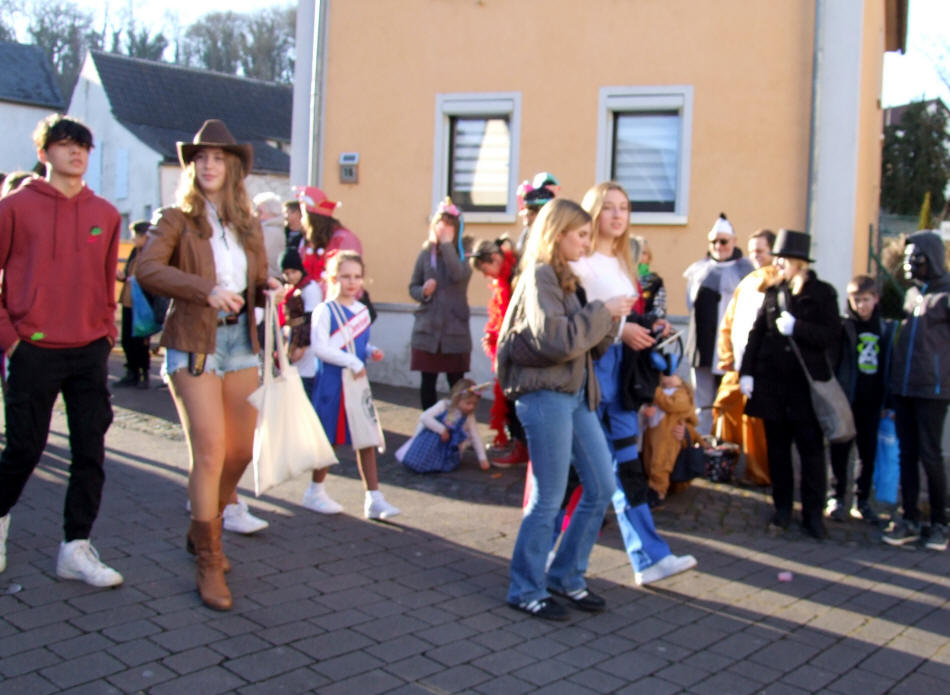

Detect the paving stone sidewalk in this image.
[0,353,949,694]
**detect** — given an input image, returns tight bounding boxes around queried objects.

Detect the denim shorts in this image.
[164,313,259,377]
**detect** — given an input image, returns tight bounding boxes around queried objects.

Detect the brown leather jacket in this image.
[135,207,268,354]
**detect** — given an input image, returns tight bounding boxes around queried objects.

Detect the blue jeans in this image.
[507,388,616,604]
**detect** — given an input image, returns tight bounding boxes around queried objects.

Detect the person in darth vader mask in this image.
[883,231,950,551]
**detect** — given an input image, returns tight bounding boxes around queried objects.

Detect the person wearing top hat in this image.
[739,229,840,540]
[136,119,285,610]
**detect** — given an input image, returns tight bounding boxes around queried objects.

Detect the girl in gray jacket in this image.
[497,199,633,621]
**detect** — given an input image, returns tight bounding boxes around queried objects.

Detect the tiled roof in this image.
[90,51,292,174]
[0,42,65,110]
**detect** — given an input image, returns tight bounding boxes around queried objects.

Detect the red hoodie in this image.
[0,178,120,350]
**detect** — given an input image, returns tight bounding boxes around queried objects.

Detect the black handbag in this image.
[670,431,706,483]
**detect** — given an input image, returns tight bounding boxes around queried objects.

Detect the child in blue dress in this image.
[310,250,399,519]
[396,379,490,473]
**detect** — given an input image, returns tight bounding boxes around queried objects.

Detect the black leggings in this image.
[419,371,465,410]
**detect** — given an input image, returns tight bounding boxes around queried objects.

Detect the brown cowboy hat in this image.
[177,119,254,175]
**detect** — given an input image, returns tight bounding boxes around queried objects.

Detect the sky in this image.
[881,0,950,107]
[38,0,950,109]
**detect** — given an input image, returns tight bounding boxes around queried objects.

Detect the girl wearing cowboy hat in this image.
[137,119,285,610]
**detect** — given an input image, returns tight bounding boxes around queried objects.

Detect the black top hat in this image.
[177,119,254,175]
[772,229,814,262]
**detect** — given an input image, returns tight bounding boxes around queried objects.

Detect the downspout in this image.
[804,0,823,237]
[309,0,330,186]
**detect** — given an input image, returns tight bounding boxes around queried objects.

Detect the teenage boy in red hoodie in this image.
[0,114,123,587]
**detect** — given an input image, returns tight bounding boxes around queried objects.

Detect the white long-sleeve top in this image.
[395,399,488,464]
[308,300,377,373]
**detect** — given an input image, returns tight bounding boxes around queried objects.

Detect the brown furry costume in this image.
[642,382,701,498]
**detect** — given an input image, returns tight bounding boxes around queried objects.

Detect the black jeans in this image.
[0,338,113,540]
[120,307,151,376]
[894,396,949,525]
[419,371,465,411]
[829,402,880,503]
[764,415,827,520]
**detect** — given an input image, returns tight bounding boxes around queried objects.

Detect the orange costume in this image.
[713,266,776,485]
[643,383,701,499]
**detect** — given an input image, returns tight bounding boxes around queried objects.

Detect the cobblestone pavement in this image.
[0,353,948,694]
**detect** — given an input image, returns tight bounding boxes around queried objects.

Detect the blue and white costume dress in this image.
[310,300,373,446]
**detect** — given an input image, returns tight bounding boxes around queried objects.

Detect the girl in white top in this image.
[307,250,399,520]
[569,181,696,586]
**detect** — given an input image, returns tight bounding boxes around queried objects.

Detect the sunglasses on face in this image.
[710,238,731,246]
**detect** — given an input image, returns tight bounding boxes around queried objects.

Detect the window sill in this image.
[630,213,688,226]
[462,212,517,224]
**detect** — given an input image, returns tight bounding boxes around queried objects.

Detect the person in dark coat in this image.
[883,231,950,551]
[408,198,472,409]
[740,229,840,539]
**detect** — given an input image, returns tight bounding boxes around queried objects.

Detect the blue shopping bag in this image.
[130,277,162,337]
[872,416,900,505]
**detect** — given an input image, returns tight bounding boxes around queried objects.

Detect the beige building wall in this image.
[319,0,817,315]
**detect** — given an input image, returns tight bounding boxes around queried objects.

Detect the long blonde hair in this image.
[581,181,635,282]
[521,198,591,292]
[175,149,258,250]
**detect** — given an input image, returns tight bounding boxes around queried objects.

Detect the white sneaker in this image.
[364,494,400,520]
[222,500,269,534]
[634,554,697,586]
[56,540,123,587]
[301,484,343,515]
[0,514,9,574]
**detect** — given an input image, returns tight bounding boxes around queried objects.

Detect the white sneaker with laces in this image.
[364,494,400,520]
[56,540,123,587]
[634,553,697,586]
[0,513,9,573]
[222,500,269,534]
[301,484,343,515]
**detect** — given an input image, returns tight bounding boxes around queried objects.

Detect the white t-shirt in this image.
[570,252,638,338]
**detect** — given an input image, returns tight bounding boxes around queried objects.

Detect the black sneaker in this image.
[769,509,791,530]
[882,518,921,546]
[509,597,569,621]
[925,524,948,551]
[548,586,606,613]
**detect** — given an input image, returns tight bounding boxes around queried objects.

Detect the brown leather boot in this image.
[189,517,232,611]
[186,525,230,573]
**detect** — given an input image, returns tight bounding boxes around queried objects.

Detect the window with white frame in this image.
[433,93,520,221]
[597,86,693,225]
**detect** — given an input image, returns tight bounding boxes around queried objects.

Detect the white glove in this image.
[739,375,754,397]
[776,310,796,336]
